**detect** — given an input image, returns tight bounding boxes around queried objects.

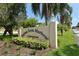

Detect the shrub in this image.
[30,49,36,55]
[21,18,38,28]
[13,37,49,50]
[57,24,69,32]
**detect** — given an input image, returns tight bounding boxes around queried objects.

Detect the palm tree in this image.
[31,3,59,25]
[31,3,72,35]
[64,15,72,29]
[59,3,72,35]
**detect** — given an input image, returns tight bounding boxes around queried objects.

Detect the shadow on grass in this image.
[48,44,79,56]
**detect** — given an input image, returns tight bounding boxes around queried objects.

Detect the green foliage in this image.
[0,3,26,28]
[13,37,49,50]
[47,30,77,56]
[21,18,37,28]
[37,23,45,27]
[16,46,22,50]
[32,3,72,25]
[30,49,36,55]
[57,24,63,31]
[57,24,69,32]
[32,3,59,25]
[47,44,79,56]
[0,35,17,41]
[2,51,8,55]
[64,15,72,29]
[58,30,76,48]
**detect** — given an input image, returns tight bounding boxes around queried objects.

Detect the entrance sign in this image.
[18,21,57,49]
[21,26,49,40]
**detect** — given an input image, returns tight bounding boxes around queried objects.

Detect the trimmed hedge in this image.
[13,37,49,50]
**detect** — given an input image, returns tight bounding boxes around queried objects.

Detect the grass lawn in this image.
[58,29,76,48]
[47,29,79,56]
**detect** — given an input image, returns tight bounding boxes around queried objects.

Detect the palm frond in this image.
[31,3,40,16]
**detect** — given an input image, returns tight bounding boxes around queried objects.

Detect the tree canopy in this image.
[31,3,72,35]
[0,3,26,35]
[0,3,26,27]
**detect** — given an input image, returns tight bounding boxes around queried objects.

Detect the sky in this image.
[26,4,45,23]
[70,3,79,26]
[26,3,79,26]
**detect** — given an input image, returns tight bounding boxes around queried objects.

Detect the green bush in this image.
[57,24,69,31]
[30,49,36,55]
[13,37,49,50]
[21,18,37,28]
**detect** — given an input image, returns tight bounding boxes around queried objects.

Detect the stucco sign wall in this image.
[19,22,57,49]
[21,26,49,40]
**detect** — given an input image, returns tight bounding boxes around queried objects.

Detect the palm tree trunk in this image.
[45,3,49,26]
[60,15,64,36]
[60,28,63,36]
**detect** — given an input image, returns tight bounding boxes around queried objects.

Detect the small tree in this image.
[58,24,69,35]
